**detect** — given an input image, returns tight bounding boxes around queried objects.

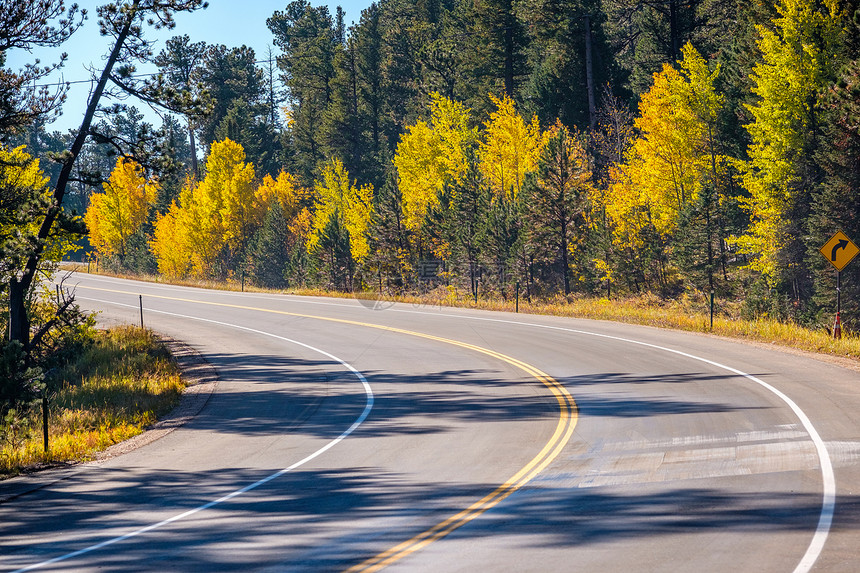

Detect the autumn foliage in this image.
[85,158,159,261]
[60,0,860,329]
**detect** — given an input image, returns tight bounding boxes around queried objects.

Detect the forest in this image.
[3,0,860,387]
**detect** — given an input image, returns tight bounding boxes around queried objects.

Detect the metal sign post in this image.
[819,231,859,339]
[834,271,842,339]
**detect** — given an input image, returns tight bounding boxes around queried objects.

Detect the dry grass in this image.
[303,286,860,360]
[0,326,184,477]
[66,263,860,362]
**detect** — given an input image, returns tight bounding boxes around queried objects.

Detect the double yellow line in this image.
[344,335,576,572]
[79,285,578,571]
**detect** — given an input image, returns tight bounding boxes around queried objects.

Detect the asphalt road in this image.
[2,273,859,572]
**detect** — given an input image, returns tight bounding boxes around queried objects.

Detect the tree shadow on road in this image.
[1,463,858,572]
[177,352,765,439]
[0,352,820,572]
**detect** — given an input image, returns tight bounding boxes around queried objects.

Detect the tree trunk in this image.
[584,14,596,132]
[7,1,139,348]
[188,118,199,180]
[8,279,29,347]
[504,0,514,96]
[561,217,570,295]
[669,0,680,61]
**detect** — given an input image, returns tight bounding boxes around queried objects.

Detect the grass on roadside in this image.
[65,262,860,362]
[0,326,185,478]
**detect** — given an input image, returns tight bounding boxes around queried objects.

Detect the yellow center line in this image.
[79,284,578,571]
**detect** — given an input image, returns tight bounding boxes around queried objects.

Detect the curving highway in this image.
[2,273,860,572]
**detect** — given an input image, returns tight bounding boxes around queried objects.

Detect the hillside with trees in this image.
[4,0,860,416]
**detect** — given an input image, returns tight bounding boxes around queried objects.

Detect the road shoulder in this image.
[0,334,217,502]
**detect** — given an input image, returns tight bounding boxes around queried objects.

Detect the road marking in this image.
[13,300,375,573]
[375,307,835,573]
[42,285,577,572]
[70,281,833,573]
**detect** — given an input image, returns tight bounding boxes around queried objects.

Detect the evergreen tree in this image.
[250,203,292,288]
[322,37,364,177]
[0,1,84,140]
[604,0,738,96]
[268,1,338,185]
[516,0,614,130]
[195,44,265,155]
[809,3,860,329]
[153,34,209,179]
[524,121,592,295]
[367,168,411,290]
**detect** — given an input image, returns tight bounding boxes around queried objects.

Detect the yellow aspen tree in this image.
[738,0,842,281]
[605,44,727,251]
[149,139,261,279]
[0,146,50,239]
[84,157,158,261]
[393,93,476,231]
[257,170,308,221]
[150,199,191,278]
[309,158,373,264]
[479,93,541,202]
[198,137,260,270]
[288,207,313,244]
[0,145,73,275]
[193,138,259,276]
[220,159,261,263]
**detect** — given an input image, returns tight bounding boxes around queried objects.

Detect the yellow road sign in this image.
[820,230,860,271]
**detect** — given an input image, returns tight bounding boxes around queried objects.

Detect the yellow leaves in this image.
[148,137,320,280]
[0,144,79,265]
[605,164,652,250]
[85,157,158,258]
[150,139,264,278]
[289,207,313,241]
[0,145,52,252]
[394,120,445,231]
[220,166,260,254]
[428,93,476,186]
[257,170,307,219]
[479,93,541,202]
[394,93,476,231]
[737,0,842,280]
[190,138,260,258]
[0,145,49,199]
[605,43,727,251]
[309,158,373,263]
[150,200,190,278]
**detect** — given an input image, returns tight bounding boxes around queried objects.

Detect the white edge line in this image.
[13,297,374,573]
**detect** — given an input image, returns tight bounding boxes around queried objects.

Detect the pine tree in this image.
[268,1,338,185]
[195,44,265,155]
[524,120,592,295]
[809,6,860,329]
[516,0,613,130]
[153,34,208,179]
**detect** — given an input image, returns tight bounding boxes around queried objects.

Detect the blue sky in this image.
[6,1,373,133]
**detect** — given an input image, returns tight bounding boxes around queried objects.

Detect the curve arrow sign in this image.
[831,239,849,262]
[820,231,860,271]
